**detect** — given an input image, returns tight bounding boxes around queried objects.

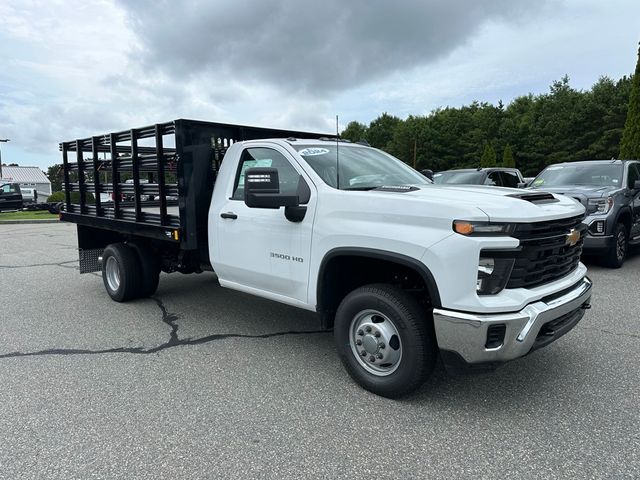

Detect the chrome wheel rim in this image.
[616,230,626,261]
[105,256,121,292]
[349,309,402,376]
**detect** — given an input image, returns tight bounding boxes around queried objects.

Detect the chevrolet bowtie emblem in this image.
[566,228,581,246]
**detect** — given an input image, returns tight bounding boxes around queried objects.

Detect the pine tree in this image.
[480,144,496,167]
[502,144,515,167]
[620,43,640,159]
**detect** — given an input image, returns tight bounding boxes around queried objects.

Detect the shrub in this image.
[47,191,65,202]
[47,191,95,204]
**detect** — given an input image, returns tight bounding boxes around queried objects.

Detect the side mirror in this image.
[244,167,299,209]
[517,182,526,188]
[634,180,640,190]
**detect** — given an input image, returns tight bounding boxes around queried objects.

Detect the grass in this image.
[0,210,58,221]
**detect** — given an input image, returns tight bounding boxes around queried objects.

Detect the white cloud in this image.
[0,0,638,169]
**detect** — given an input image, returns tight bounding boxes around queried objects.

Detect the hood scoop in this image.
[508,192,559,204]
[374,185,420,193]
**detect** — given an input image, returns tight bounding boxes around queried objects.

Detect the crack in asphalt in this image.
[0,296,329,359]
[0,260,78,270]
[579,326,640,340]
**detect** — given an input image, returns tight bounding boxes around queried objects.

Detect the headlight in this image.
[453,220,516,236]
[587,197,613,215]
[477,256,515,295]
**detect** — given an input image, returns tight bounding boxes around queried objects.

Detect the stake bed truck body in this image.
[60,119,592,397]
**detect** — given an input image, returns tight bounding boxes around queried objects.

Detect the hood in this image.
[358,184,585,223]
[528,185,620,208]
[528,184,615,197]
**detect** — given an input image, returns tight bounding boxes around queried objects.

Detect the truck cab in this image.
[0,182,23,211]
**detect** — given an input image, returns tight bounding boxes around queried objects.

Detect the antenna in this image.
[336,115,340,189]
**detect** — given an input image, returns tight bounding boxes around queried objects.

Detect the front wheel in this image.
[604,222,628,268]
[334,284,437,398]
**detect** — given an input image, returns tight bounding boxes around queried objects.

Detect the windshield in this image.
[531,163,623,188]
[433,171,483,184]
[293,144,429,190]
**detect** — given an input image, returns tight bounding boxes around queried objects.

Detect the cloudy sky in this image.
[0,0,638,170]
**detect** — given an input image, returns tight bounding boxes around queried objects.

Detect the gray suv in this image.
[529,160,640,267]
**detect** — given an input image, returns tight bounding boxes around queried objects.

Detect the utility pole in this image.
[413,137,417,168]
[0,139,10,179]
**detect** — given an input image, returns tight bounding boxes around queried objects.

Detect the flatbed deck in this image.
[60,119,327,272]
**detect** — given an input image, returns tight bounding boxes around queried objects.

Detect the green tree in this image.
[47,164,63,192]
[502,144,515,167]
[480,144,496,167]
[340,121,368,143]
[620,43,640,159]
[366,113,401,150]
[340,71,634,176]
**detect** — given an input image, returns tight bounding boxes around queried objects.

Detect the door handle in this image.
[220,212,238,220]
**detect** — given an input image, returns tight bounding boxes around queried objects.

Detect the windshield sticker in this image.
[532,178,545,186]
[546,166,562,170]
[298,147,330,156]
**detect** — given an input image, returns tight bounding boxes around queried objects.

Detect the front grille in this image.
[505,215,585,289]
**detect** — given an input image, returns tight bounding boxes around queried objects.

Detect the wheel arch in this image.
[615,207,632,233]
[316,247,441,329]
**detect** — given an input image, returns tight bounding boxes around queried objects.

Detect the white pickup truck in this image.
[60,119,592,397]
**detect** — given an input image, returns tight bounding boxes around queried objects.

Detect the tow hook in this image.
[581,303,591,310]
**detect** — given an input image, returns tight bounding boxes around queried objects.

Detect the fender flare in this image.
[613,206,633,231]
[316,247,442,310]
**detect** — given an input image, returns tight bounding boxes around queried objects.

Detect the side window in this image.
[501,171,520,188]
[0,184,9,193]
[232,147,301,200]
[484,172,501,186]
[9,184,20,193]
[628,163,640,189]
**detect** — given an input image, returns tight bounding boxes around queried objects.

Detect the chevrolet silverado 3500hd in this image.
[59,119,592,397]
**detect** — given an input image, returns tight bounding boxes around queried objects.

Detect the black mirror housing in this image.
[244,167,299,209]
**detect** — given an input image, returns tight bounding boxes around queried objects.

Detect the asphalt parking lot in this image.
[0,222,638,479]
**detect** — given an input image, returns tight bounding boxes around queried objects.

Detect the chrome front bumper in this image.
[433,277,592,365]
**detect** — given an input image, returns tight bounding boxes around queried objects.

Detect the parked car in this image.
[529,159,640,267]
[0,182,23,211]
[433,167,525,188]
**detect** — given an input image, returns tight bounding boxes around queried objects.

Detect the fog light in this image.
[589,220,605,236]
[477,256,515,295]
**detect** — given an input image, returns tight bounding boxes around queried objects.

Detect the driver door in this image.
[214,145,316,303]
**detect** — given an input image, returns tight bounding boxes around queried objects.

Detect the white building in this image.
[0,166,52,200]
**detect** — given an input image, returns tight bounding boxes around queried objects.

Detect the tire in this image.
[102,243,142,302]
[129,242,160,297]
[334,284,437,398]
[604,222,628,268]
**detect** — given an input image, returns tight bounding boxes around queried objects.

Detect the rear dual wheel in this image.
[102,242,160,302]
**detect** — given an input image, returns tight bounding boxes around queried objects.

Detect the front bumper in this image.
[582,234,613,252]
[433,276,592,367]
